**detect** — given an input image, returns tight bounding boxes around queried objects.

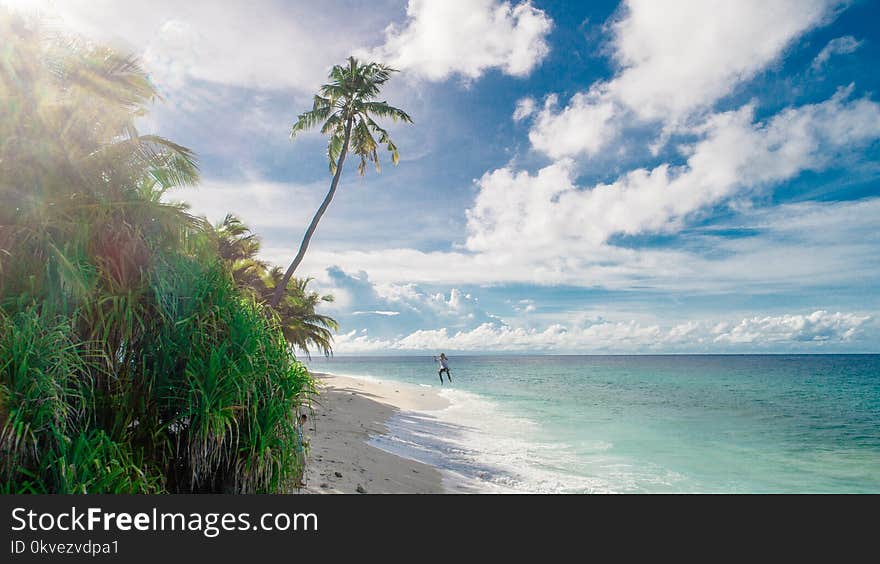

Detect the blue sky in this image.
[9,0,880,353]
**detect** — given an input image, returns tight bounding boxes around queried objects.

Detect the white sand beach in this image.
[297,373,457,494]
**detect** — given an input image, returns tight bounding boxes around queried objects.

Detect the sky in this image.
[5,0,880,354]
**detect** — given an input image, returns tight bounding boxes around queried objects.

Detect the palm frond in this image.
[358,101,413,123]
[290,56,411,177]
[351,118,380,175]
[290,106,332,139]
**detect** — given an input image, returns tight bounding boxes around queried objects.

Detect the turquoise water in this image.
[304,355,880,493]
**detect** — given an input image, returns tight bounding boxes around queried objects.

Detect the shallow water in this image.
[305,355,880,493]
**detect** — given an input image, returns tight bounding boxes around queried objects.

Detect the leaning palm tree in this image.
[269,56,412,307]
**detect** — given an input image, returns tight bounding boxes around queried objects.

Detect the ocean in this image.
[304,355,880,493]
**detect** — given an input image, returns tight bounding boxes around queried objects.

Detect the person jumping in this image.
[435,353,452,384]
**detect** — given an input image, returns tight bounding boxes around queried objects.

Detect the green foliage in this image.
[211,214,338,357]
[0,9,314,493]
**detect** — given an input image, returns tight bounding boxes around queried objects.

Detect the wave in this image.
[370,385,644,493]
[321,370,686,493]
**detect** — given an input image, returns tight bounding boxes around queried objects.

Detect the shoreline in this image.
[298,372,468,494]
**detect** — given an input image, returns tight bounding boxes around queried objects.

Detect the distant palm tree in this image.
[266,270,338,358]
[213,214,268,290]
[269,56,412,307]
[211,215,338,357]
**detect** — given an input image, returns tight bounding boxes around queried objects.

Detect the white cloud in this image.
[352,311,401,316]
[470,89,880,259]
[712,311,870,344]
[608,0,837,121]
[5,0,392,92]
[812,35,863,70]
[332,310,871,353]
[528,91,618,158]
[512,97,537,122]
[165,177,326,230]
[528,0,842,158]
[369,0,552,81]
[465,159,579,254]
[295,196,880,293]
[683,198,880,292]
[312,267,500,334]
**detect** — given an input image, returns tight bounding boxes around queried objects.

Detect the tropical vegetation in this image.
[211,214,338,357]
[0,10,318,493]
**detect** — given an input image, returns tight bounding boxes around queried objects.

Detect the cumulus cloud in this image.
[528,0,842,158]
[812,35,863,70]
[332,310,871,353]
[369,0,552,81]
[607,0,837,121]
[713,311,870,344]
[528,91,618,158]
[470,89,880,258]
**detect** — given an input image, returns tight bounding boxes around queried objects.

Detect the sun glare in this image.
[1,0,52,15]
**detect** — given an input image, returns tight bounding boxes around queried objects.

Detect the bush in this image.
[0,10,314,493]
[0,252,314,493]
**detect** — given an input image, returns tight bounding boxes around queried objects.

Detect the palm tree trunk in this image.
[270,120,352,308]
